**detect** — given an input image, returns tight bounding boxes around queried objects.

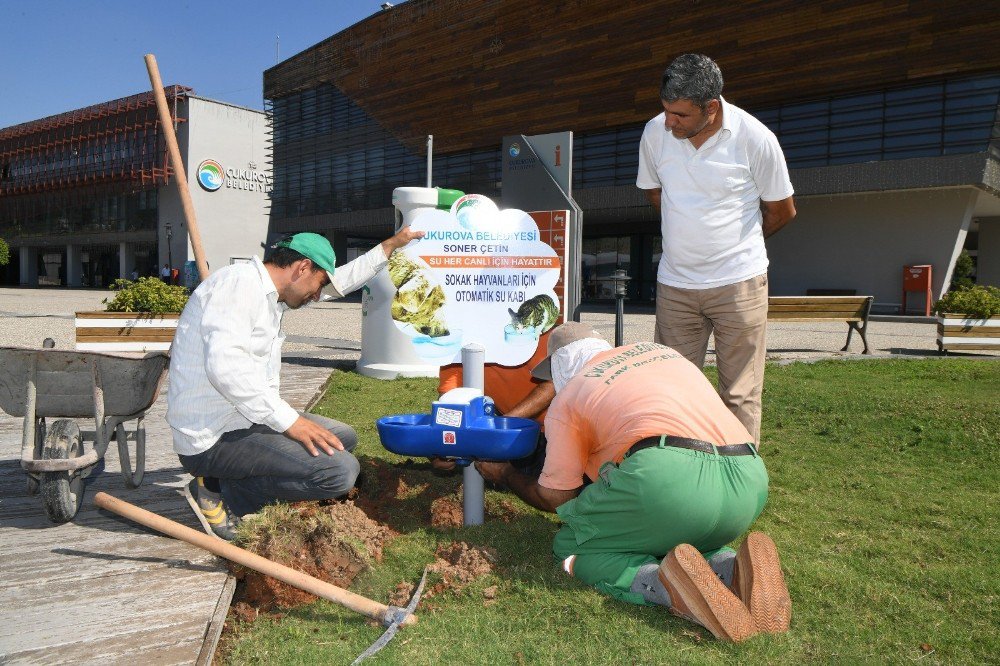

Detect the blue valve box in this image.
[376,387,540,461]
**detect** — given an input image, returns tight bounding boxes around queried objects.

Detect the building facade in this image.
[0,88,271,287]
[263,0,1000,311]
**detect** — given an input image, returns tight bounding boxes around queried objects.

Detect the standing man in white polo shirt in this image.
[636,53,796,443]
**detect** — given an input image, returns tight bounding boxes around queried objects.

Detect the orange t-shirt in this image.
[538,342,753,490]
[438,332,551,421]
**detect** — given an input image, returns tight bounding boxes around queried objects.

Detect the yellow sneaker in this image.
[183,477,239,541]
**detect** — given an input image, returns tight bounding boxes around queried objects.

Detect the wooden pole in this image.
[144,54,210,282]
[93,491,416,627]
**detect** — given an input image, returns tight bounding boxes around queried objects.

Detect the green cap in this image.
[435,187,464,210]
[276,233,336,276]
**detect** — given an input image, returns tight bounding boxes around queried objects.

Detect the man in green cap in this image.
[168,227,422,540]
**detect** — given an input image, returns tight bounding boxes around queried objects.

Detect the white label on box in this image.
[435,408,463,428]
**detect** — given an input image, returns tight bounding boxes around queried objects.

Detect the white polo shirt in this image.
[637,97,794,289]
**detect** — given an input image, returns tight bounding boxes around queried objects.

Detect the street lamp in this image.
[165,222,173,282]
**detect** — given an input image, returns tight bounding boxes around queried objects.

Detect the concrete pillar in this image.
[120,242,135,280]
[977,217,1000,288]
[19,246,37,286]
[66,244,83,287]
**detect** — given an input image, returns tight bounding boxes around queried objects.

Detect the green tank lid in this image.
[435,187,464,209]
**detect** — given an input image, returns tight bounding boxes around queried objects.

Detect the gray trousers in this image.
[178,412,360,517]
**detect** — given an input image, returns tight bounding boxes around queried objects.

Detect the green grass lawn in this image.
[221,359,999,665]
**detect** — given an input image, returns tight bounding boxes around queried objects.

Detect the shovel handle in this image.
[93,491,416,626]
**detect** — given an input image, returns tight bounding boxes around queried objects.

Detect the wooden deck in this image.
[0,358,337,664]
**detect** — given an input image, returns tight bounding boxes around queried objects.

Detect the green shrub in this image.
[933,284,1000,319]
[103,277,189,313]
[0,237,9,267]
[950,250,975,291]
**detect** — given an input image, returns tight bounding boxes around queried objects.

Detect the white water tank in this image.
[356,186,463,379]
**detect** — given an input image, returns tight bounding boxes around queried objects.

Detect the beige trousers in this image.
[654,274,768,443]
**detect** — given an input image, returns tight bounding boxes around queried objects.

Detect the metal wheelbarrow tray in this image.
[0,346,169,523]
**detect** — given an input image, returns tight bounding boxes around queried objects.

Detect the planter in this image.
[936,313,1000,353]
[75,312,179,352]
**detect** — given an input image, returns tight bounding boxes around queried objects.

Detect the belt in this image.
[625,435,756,458]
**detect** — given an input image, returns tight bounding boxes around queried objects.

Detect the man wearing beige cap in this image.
[168,228,421,540]
[476,322,791,641]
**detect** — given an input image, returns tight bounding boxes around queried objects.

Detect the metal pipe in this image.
[613,269,629,347]
[461,343,485,526]
[426,135,433,188]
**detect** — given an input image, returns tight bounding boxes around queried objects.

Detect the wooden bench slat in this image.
[768,297,869,305]
[769,304,867,314]
[769,315,864,322]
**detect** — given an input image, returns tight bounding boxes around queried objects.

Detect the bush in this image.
[103,277,189,313]
[950,250,975,291]
[932,284,1000,319]
[0,237,9,267]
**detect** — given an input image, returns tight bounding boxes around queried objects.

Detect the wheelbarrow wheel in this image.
[40,419,84,523]
[26,417,46,496]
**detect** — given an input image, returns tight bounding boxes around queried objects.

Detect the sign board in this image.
[389,203,562,366]
[502,132,582,320]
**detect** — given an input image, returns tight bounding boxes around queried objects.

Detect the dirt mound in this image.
[230,500,394,612]
[424,541,497,598]
[430,494,464,528]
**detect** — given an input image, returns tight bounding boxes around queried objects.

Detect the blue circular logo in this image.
[197,159,224,191]
[509,143,521,158]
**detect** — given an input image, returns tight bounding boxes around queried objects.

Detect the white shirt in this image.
[167,245,388,455]
[637,97,794,289]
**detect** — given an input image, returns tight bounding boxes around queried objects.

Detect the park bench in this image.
[767,295,874,354]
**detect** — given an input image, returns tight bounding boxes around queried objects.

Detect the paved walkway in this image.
[0,287,995,663]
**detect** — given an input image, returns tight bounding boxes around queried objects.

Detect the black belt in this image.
[625,435,755,458]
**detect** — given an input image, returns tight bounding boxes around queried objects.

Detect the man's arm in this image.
[329,226,426,297]
[504,381,556,420]
[475,461,580,513]
[643,187,662,212]
[761,196,796,238]
[380,226,424,257]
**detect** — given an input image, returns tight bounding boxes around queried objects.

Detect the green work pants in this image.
[552,443,768,605]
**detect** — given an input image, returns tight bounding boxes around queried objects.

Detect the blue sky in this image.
[0,0,390,129]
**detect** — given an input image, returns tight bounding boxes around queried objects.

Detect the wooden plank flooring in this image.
[0,359,337,664]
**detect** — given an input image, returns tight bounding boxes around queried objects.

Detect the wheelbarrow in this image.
[0,346,169,523]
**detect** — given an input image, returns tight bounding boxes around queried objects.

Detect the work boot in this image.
[184,477,240,541]
[730,532,792,633]
[658,543,758,642]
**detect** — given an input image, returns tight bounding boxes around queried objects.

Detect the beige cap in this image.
[530,321,603,381]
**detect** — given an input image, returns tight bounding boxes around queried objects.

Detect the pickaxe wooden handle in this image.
[93,491,416,627]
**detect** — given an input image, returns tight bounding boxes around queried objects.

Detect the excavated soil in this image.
[230,500,394,612]
[227,458,512,624]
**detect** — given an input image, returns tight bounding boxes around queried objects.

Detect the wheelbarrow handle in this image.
[93,491,417,627]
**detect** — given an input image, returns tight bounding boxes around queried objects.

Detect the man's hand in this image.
[475,461,512,485]
[380,226,426,257]
[429,456,458,472]
[284,416,344,456]
[474,460,580,513]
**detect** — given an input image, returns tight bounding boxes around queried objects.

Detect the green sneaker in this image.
[183,477,239,541]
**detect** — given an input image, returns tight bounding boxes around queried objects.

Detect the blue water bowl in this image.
[411,330,463,361]
[376,409,540,461]
[503,323,540,344]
